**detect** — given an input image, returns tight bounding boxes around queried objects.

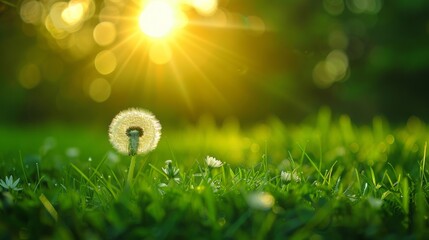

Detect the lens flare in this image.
[192,0,218,16]
[61,2,84,25]
[138,0,179,38]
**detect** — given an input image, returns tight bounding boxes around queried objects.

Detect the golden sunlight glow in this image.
[93,21,117,46]
[149,42,172,64]
[61,2,84,25]
[95,50,117,75]
[138,0,181,38]
[192,0,218,16]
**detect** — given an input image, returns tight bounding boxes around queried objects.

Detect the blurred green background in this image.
[1,0,429,127]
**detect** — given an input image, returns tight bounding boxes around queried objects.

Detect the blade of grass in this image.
[39,193,58,222]
[33,175,45,192]
[109,167,122,187]
[401,177,409,215]
[0,0,16,7]
[89,154,108,179]
[354,168,361,193]
[420,141,427,187]
[91,169,118,199]
[19,151,28,185]
[298,144,326,182]
[149,163,169,180]
[70,163,100,195]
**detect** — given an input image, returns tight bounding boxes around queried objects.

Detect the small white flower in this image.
[162,160,180,182]
[281,171,301,183]
[0,175,23,191]
[205,156,223,168]
[158,184,167,195]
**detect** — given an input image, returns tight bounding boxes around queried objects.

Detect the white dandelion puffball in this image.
[109,108,161,155]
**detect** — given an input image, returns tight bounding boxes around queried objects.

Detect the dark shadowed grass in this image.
[1,109,428,239]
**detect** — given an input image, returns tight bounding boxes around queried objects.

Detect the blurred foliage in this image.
[1,110,429,239]
[0,0,429,125]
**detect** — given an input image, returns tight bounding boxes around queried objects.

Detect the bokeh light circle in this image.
[94,50,117,75]
[93,21,117,46]
[89,78,111,102]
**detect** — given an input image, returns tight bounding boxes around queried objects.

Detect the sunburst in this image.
[18,0,266,114]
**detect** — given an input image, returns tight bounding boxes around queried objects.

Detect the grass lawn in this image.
[1,108,428,239]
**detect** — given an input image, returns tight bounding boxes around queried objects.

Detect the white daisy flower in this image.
[205,156,223,168]
[109,108,161,156]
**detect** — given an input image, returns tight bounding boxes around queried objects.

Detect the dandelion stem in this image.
[126,155,137,187]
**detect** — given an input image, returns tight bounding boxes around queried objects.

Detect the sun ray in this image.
[169,60,194,113]
[171,38,230,111]
[62,0,266,114]
[110,35,147,87]
[178,31,248,75]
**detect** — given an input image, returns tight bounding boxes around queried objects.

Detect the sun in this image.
[138,0,181,39]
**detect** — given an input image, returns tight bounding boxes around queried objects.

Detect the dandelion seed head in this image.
[109,108,161,155]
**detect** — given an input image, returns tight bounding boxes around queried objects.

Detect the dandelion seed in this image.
[109,108,161,156]
[205,156,223,168]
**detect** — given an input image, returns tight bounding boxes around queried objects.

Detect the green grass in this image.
[1,109,429,239]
